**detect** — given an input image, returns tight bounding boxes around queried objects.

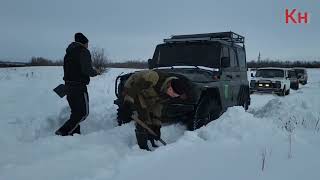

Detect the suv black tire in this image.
[291,82,299,90]
[188,94,222,131]
[117,104,132,126]
[285,88,290,95]
[238,86,250,110]
[278,86,286,96]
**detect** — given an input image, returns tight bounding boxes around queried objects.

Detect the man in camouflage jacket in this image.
[123,70,186,150]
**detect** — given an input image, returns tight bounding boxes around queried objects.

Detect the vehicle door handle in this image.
[226,75,233,79]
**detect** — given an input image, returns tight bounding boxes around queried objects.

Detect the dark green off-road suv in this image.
[114,32,250,130]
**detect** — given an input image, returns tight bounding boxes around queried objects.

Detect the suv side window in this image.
[237,48,246,68]
[221,46,229,58]
[288,70,297,78]
[229,48,238,67]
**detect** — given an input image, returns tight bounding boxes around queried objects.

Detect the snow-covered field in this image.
[1,67,320,180]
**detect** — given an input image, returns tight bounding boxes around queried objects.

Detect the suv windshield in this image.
[255,69,284,78]
[152,42,221,68]
[294,69,305,74]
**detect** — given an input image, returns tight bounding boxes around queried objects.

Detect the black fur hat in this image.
[171,78,187,95]
[74,32,89,44]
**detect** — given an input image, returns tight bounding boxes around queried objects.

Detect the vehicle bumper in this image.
[250,87,283,94]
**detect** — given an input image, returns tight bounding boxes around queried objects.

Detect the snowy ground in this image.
[0,67,320,180]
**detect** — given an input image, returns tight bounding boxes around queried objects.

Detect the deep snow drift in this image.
[0,67,319,180]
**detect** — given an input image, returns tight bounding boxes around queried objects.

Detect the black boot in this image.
[55,127,68,136]
[149,125,161,148]
[70,125,81,135]
[55,129,66,136]
[55,124,80,136]
[135,129,150,151]
[150,139,159,148]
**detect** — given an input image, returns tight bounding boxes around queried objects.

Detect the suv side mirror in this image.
[221,57,230,68]
[148,58,154,69]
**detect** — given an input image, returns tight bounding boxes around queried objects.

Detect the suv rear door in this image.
[220,46,237,106]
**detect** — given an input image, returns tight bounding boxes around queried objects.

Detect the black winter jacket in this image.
[63,42,97,85]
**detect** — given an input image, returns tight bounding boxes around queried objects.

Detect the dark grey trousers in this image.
[56,85,89,136]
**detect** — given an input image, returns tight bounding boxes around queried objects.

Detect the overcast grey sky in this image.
[0,0,319,62]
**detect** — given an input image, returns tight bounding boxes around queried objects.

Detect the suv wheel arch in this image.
[187,88,222,130]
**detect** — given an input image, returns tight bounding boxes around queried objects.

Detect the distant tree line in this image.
[0,61,27,68]
[106,61,148,69]
[26,48,148,69]
[28,57,63,66]
[26,58,320,69]
[247,60,320,68]
[2,49,320,69]
[26,58,147,69]
[2,59,320,69]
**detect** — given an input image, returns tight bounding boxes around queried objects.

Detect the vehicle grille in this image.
[252,81,280,89]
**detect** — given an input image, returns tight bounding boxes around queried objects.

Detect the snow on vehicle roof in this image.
[257,67,287,70]
[155,66,219,72]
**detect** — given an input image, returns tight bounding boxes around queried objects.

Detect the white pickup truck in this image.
[250,67,291,96]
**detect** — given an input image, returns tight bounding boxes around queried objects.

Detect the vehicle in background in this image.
[293,68,308,85]
[287,69,299,90]
[250,67,290,96]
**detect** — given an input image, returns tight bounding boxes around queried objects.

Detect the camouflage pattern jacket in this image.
[124,70,177,125]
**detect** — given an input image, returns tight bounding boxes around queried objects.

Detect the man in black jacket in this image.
[55,32,99,136]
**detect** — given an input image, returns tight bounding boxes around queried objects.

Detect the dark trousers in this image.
[135,123,161,150]
[56,85,89,136]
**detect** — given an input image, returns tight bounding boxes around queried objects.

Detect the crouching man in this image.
[123,70,186,150]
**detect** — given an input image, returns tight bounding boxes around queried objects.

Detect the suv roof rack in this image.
[164,31,245,47]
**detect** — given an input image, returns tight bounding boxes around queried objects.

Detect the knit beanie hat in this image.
[74,32,89,44]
